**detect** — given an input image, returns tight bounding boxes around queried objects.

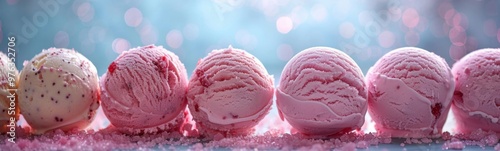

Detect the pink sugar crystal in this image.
[495,143,500,151]
[443,141,465,150]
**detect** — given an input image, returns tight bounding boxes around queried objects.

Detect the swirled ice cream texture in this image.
[365,47,455,138]
[276,47,367,136]
[187,46,274,135]
[451,48,500,134]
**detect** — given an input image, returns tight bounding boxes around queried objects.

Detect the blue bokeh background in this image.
[1,0,499,78]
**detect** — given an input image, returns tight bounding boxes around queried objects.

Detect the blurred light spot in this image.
[88,26,107,43]
[358,11,373,25]
[438,2,453,18]
[277,44,294,61]
[235,30,257,49]
[290,6,308,26]
[451,13,469,29]
[444,9,456,26]
[449,45,466,61]
[166,30,183,49]
[378,31,395,48]
[139,22,158,45]
[484,19,497,37]
[466,37,478,51]
[77,2,94,22]
[276,16,293,34]
[402,8,419,28]
[310,4,327,22]
[112,38,130,54]
[6,0,17,5]
[54,31,69,48]
[183,24,199,40]
[405,31,420,46]
[339,22,355,39]
[452,13,462,27]
[124,7,143,27]
[449,26,467,46]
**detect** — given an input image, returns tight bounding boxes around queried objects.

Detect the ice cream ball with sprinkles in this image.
[18,48,100,134]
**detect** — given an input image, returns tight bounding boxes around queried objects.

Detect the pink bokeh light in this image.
[112,38,130,54]
[449,26,467,46]
[438,2,453,18]
[124,7,143,27]
[277,44,294,61]
[378,31,395,48]
[54,31,69,48]
[339,22,355,39]
[166,30,183,49]
[402,8,419,29]
[444,9,456,26]
[452,13,468,29]
[276,16,293,34]
[77,2,95,22]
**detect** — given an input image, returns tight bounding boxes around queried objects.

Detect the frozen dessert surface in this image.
[100,45,188,134]
[365,47,455,138]
[276,47,367,136]
[451,48,500,134]
[187,46,274,136]
[0,52,18,133]
[18,48,100,134]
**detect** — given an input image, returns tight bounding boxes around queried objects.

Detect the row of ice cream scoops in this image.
[0,45,499,139]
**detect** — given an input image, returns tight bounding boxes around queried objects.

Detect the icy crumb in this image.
[442,141,465,150]
[1,127,500,150]
[495,143,500,151]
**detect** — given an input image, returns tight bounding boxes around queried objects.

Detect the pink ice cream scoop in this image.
[18,48,100,134]
[187,46,274,137]
[451,48,500,134]
[365,47,455,138]
[100,45,188,134]
[276,47,367,136]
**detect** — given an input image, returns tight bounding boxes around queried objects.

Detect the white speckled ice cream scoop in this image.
[18,48,100,134]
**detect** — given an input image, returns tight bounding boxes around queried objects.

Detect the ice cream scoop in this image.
[18,48,100,134]
[100,45,188,134]
[0,52,19,133]
[451,48,500,134]
[365,47,455,138]
[187,46,274,137]
[276,47,367,136]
